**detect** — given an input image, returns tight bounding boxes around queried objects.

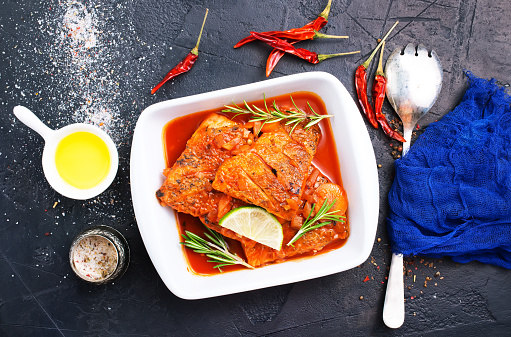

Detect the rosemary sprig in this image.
[181,226,254,270]
[222,95,333,135]
[287,199,346,246]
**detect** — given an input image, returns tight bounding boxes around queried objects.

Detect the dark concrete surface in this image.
[1,0,510,336]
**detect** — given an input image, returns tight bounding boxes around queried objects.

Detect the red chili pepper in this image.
[275,28,347,41]
[266,40,304,77]
[250,31,359,64]
[304,0,330,30]
[355,21,398,129]
[355,64,378,129]
[372,42,406,142]
[265,29,346,77]
[151,9,208,94]
[234,0,333,49]
[266,48,286,77]
[234,30,280,48]
[266,0,333,77]
[235,28,346,48]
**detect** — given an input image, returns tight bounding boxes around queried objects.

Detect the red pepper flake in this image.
[44,232,51,236]
[410,296,414,300]
[363,276,370,282]
[416,124,420,130]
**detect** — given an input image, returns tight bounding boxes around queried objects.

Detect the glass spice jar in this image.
[69,225,129,284]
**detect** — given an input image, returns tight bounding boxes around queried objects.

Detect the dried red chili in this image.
[265,46,290,77]
[234,0,333,49]
[235,27,345,48]
[270,28,347,41]
[266,29,342,77]
[372,42,406,142]
[151,9,208,94]
[265,0,333,76]
[250,31,359,64]
[234,30,281,49]
[355,21,398,128]
[355,64,378,128]
[266,48,286,77]
[304,0,331,31]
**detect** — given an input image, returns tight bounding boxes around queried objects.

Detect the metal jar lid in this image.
[69,225,130,284]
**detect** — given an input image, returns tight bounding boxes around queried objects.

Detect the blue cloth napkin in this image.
[387,72,511,269]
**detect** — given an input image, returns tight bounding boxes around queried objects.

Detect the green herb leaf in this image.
[287,199,346,246]
[222,95,333,135]
[180,226,254,271]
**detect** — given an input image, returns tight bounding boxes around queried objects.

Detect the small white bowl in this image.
[13,106,119,200]
[130,72,379,299]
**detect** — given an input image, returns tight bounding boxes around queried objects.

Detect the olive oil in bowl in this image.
[55,131,111,189]
[13,105,118,200]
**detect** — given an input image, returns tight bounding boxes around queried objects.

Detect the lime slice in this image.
[219,206,283,250]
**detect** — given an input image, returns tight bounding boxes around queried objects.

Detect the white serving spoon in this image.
[382,44,443,329]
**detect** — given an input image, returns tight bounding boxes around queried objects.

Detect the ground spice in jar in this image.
[72,235,118,281]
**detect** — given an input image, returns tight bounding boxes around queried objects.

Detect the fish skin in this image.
[242,219,349,267]
[212,122,320,220]
[156,113,247,217]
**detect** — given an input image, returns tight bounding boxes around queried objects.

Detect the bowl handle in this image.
[13,105,55,142]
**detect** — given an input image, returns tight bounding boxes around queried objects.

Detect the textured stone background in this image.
[1,0,510,336]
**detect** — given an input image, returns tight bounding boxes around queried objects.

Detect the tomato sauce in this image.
[162,91,347,275]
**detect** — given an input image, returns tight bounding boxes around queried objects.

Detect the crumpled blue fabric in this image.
[387,72,511,269]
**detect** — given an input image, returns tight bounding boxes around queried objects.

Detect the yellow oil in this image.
[55,132,110,190]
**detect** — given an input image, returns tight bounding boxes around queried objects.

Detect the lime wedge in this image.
[219,206,283,250]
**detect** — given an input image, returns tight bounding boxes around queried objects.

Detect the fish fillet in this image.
[212,122,320,220]
[156,113,249,217]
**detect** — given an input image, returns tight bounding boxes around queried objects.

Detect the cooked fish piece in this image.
[212,122,320,220]
[199,194,247,231]
[156,113,250,217]
[242,220,349,267]
[202,211,347,268]
[242,169,349,267]
[283,122,321,157]
[253,130,310,194]
[209,167,349,268]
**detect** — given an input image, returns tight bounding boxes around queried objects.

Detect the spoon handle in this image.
[402,126,413,156]
[383,252,405,328]
[13,106,54,141]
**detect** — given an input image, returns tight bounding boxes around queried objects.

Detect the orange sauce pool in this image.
[162,91,348,275]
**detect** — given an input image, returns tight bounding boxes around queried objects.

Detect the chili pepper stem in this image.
[319,0,333,20]
[376,41,385,76]
[317,50,360,62]
[314,31,349,39]
[190,9,209,56]
[361,21,399,69]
